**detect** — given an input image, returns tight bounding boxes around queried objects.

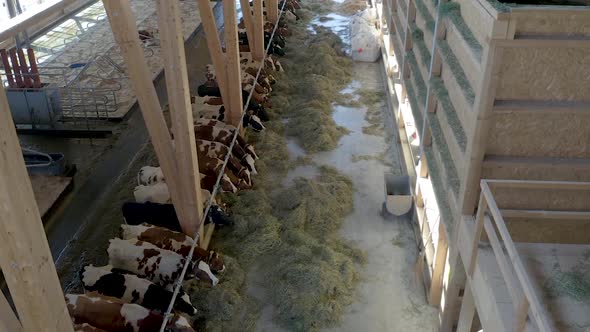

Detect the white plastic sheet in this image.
[350,8,380,62]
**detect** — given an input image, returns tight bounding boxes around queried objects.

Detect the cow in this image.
[197,139,254,184]
[122,202,234,231]
[119,224,225,273]
[198,153,252,190]
[198,137,257,174]
[75,324,107,332]
[107,238,219,288]
[197,84,270,119]
[195,118,258,159]
[80,265,197,315]
[134,182,170,204]
[137,166,164,186]
[66,293,195,332]
[135,168,237,195]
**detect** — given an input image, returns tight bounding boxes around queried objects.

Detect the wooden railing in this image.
[466,179,590,331]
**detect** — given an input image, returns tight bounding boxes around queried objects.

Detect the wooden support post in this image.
[223,0,244,126]
[156,0,203,236]
[429,221,449,306]
[468,190,487,276]
[197,0,229,105]
[440,224,466,332]
[456,282,475,332]
[0,292,22,332]
[252,0,265,61]
[103,0,190,233]
[239,0,256,52]
[0,84,73,332]
[267,0,279,24]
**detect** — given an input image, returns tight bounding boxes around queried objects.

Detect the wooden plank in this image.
[514,297,530,332]
[481,182,554,332]
[493,100,590,115]
[484,179,590,190]
[252,0,265,61]
[428,220,448,306]
[440,223,466,332]
[455,282,475,332]
[30,175,73,217]
[467,190,487,276]
[156,0,204,235]
[0,81,73,332]
[201,224,216,250]
[239,0,255,52]
[103,0,187,231]
[483,155,590,170]
[496,36,590,49]
[222,0,244,126]
[501,209,590,220]
[197,0,229,105]
[0,292,22,332]
[266,0,279,24]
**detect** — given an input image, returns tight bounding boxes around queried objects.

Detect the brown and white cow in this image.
[197,138,254,183]
[195,118,258,159]
[66,293,195,332]
[198,153,252,190]
[107,238,218,288]
[81,265,197,315]
[119,224,225,273]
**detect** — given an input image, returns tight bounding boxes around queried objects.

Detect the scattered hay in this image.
[414,0,436,33]
[337,0,368,15]
[187,256,261,332]
[351,153,395,169]
[440,2,483,59]
[273,11,354,153]
[429,78,467,152]
[392,234,405,248]
[356,88,386,106]
[545,270,590,303]
[437,40,476,105]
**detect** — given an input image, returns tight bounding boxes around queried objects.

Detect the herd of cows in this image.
[67,1,301,331]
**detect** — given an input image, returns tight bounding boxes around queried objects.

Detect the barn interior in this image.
[0,0,589,332]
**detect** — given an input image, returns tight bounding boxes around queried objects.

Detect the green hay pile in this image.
[266,166,366,331]
[437,40,476,105]
[414,0,436,34]
[545,271,590,303]
[440,2,483,60]
[429,77,467,152]
[405,50,428,102]
[271,10,354,152]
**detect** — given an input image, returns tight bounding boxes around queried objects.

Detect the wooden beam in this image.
[267,0,279,24]
[0,293,22,332]
[428,220,448,306]
[484,179,590,190]
[0,83,73,332]
[440,225,466,332]
[467,191,487,276]
[481,182,553,331]
[239,0,255,52]
[252,0,265,61]
[197,0,229,105]
[156,0,204,235]
[102,0,187,231]
[496,36,590,49]
[500,209,590,220]
[455,282,475,332]
[222,0,244,126]
[483,155,590,170]
[492,100,590,115]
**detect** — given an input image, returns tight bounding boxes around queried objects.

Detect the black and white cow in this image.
[80,265,197,315]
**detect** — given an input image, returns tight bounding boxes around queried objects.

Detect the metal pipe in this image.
[27,48,41,88]
[17,48,32,88]
[8,48,23,87]
[0,49,16,88]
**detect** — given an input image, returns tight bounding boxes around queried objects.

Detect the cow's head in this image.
[244,154,257,175]
[192,261,219,286]
[208,251,225,273]
[244,114,265,132]
[221,174,238,193]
